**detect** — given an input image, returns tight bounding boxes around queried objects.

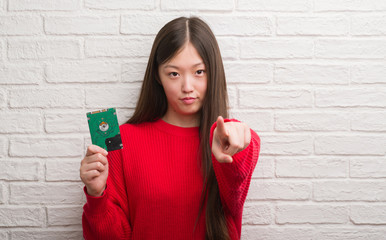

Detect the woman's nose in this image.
[182,75,194,93]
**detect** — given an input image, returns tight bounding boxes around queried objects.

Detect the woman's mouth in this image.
[181,97,196,105]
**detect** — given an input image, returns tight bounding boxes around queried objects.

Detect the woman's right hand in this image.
[80,145,109,197]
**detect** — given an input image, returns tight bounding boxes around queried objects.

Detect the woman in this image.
[80,16,260,240]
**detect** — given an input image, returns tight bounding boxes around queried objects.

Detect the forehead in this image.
[163,42,204,67]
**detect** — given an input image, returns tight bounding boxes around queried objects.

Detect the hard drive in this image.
[87,108,123,152]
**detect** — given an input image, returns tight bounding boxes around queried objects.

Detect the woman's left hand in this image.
[211,116,251,163]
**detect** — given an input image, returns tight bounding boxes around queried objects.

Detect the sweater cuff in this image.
[83,186,109,216]
[229,133,253,178]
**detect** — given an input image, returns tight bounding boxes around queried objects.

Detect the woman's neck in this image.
[161,113,200,128]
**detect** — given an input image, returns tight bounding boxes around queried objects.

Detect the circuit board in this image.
[87,108,123,152]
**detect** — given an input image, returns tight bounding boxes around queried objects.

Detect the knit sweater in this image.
[82,119,260,240]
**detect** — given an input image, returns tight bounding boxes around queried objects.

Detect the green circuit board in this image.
[86,108,123,152]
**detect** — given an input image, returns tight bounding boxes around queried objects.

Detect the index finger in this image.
[86,145,108,157]
[216,116,229,139]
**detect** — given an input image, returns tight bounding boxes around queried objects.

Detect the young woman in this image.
[80,17,260,240]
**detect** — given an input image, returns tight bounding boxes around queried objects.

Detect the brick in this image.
[261,135,313,155]
[45,112,88,133]
[122,61,147,82]
[251,156,275,179]
[217,37,239,60]
[240,39,313,59]
[352,16,386,36]
[9,137,83,157]
[121,13,182,35]
[0,90,5,108]
[315,0,386,12]
[0,207,44,227]
[276,157,347,178]
[242,202,272,225]
[46,159,81,181]
[47,206,82,226]
[84,137,92,149]
[248,180,311,200]
[45,16,119,35]
[161,0,233,11]
[224,62,273,84]
[9,88,83,108]
[10,182,84,204]
[239,88,312,109]
[313,181,386,201]
[200,15,271,36]
[351,112,386,131]
[11,230,83,240]
[0,40,3,59]
[0,64,44,84]
[315,88,386,107]
[275,64,349,85]
[0,183,3,203]
[275,112,349,131]
[0,137,6,158]
[352,64,386,84]
[276,204,348,224]
[85,37,153,58]
[0,39,2,59]
[0,112,42,133]
[85,0,154,10]
[9,0,80,11]
[315,39,386,59]
[86,87,139,108]
[0,160,39,180]
[8,39,81,60]
[315,135,386,155]
[242,227,315,240]
[350,158,386,178]
[237,0,310,11]
[227,86,237,110]
[0,16,42,35]
[46,61,120,83]
[230,110,273,132]
[0,232,6,240]
[315,228,386,240]
[351,205,386,224]
[277,16,348,36]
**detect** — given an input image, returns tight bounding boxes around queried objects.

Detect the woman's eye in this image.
[196,70,205,75]
[169,72,179,77]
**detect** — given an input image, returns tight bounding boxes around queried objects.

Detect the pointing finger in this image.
[216,116,228,140]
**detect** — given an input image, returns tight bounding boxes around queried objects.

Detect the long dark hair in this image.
[126,17,229,240]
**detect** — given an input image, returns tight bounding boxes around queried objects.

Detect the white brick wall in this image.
[1,0,386,239]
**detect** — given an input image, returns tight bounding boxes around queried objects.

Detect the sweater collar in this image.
[153,119,200,137]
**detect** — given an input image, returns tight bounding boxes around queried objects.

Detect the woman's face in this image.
[158,42,208,127]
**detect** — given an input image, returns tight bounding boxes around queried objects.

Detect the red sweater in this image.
[82,119,260,240]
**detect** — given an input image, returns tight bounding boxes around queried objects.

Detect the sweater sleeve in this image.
[82,148,132,240]
[210,119,260,218]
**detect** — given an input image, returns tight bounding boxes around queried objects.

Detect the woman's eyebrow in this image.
[163,62,204,69]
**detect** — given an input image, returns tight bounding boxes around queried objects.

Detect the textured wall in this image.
[1,0,386,239]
